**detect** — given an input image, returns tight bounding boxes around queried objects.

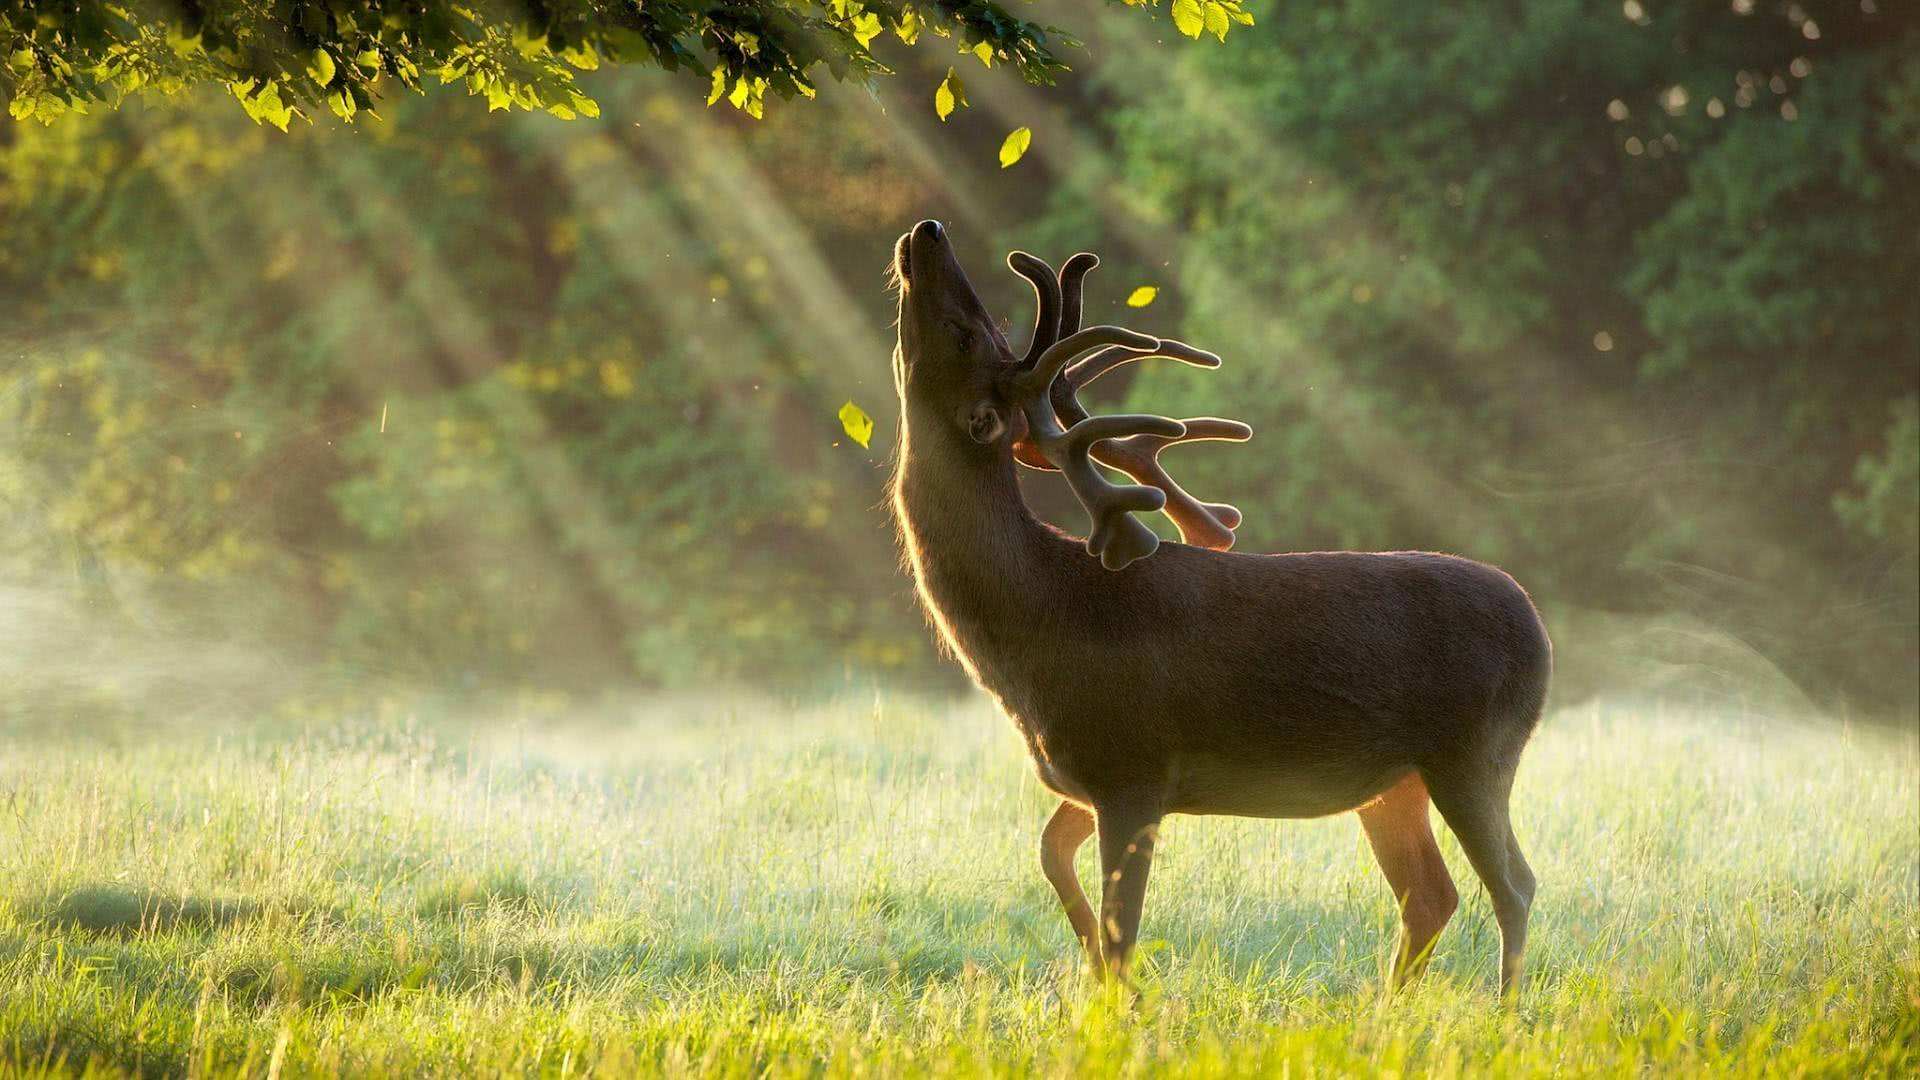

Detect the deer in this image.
[887,220,1552,994]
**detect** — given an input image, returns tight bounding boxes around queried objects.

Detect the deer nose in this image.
[913,219,945,243]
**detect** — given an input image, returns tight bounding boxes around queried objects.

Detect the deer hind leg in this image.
[1424,765,1535,996]
[1357,772,1458,987]
[1094,797,1163,982]
[1039,800,1101,970]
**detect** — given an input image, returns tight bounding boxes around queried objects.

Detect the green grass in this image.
[0,696,1914,1076]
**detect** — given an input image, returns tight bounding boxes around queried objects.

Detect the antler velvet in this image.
[1002,250,1253,570]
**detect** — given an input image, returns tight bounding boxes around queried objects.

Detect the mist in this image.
[0,2,1912,741]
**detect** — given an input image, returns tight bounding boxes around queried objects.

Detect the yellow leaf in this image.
[972,41,994,66]
[707,66,726,105]
[1203,1,1230,41]
[1125,286,1159,308]
[935,67,966,121]
[998,126,1031,168]
[307,48,336,87]
[1172,0,1204,38]
[257,81,292,131]
[838,400,875,448]
[896,7,923,44]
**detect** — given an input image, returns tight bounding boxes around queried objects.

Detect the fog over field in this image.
[1,696,1914,1075]
[2,0,1915,1074]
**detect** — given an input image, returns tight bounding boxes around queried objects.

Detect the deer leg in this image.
[1506,830,1538,909]
[1094,797,1163,982]
[1356,772,1458,987]
[1424,770,1534,995]
[1040,800,1101,969]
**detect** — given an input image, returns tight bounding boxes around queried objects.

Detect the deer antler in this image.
[1003,251,1252,567]
[1009,252,1061,369]
[1062,351,1251,551]
[1009,327,1186,569]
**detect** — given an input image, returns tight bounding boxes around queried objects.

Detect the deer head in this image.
[892,219,1250,570]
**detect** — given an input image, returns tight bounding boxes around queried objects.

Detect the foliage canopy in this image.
[0,0,1251,125]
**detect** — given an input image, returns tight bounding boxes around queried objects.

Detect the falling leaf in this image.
[999,126,1032,168]
[935,68,967,122]
[839,400,874,448]
[1125,286,1159,308]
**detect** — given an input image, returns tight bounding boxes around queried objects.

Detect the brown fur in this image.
[888,221,1550,992]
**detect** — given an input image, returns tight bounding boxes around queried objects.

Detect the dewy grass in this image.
[0,697,1913,1076]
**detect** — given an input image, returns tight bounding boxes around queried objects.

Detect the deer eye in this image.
[945,320,977,350]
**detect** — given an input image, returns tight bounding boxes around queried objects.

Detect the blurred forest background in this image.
[2,0,1915,722]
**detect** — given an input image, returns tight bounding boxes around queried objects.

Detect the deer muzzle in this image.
[897,220,959,292]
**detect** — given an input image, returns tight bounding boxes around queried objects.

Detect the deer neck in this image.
[892,422,1062,674]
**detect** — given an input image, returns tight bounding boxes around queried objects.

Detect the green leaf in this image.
[998,126,1031,168]
[838,400,875,448]
[1125,286,1159,308]
[1172,0,1205,39]
[935,68,966,121]
[306,48,335,87]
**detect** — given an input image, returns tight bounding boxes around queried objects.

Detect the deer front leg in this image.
[1094,797,1163,982]
[1040,800,1101,970]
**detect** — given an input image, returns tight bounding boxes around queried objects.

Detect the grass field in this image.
[1,695,1914,1076]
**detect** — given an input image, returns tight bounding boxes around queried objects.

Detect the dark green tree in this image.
[1058,0,1918,709]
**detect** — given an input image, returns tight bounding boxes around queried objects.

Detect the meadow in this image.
[0,695,1914,1076]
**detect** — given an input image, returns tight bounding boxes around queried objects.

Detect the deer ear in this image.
[962,401,1006,444]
